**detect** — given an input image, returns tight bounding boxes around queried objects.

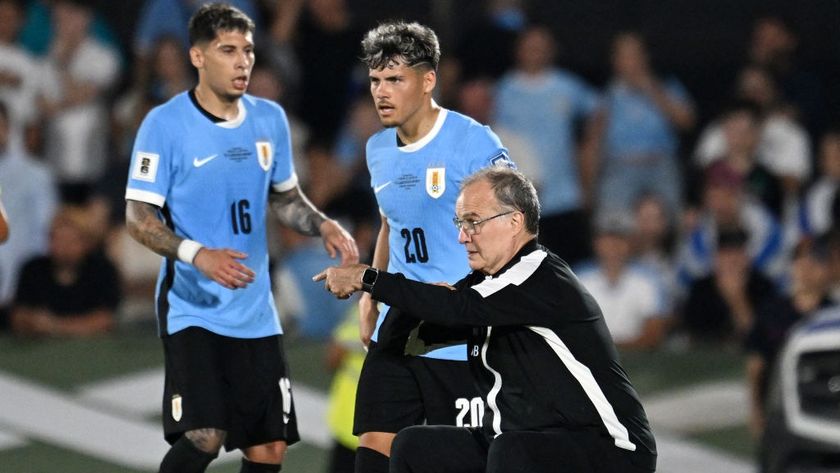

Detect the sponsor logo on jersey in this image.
[374,181,392,194]
[426,167,445,199]
[132,151,160,182]
[192,154,217,167]
[256,141,273,171]
[171,394,182,422]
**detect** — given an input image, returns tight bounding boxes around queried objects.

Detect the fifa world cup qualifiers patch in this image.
[132,151,160,183]
[490,152,515,169]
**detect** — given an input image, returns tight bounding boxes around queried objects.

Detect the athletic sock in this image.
[240,458,281,472]
[159,435,218,473]
[354,446,389,473]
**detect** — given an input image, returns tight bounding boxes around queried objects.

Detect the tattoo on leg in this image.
[185,428,227,454]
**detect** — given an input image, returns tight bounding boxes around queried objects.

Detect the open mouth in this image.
[233,76,248,90]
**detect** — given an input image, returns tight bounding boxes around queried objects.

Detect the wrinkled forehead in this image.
[456,181,498,217]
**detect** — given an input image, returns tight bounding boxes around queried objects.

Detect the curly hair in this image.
[360,21,440,71]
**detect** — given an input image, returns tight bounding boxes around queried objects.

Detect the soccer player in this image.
[124,4,358,473]
[354,21,513,473]
[316,167,657,473]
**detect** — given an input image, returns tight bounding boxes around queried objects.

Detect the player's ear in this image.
[189,46,204,69]
[423,68,436,94]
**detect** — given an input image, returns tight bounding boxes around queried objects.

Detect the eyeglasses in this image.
[453,210,515,236]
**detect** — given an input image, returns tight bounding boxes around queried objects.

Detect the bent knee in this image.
[185,428,227,454]
[244,440,287,464]
[358,431,397,457]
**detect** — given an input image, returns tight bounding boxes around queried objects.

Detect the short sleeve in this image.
[125,111,171,207]
[270,106,299,193]
[465,125,515,174]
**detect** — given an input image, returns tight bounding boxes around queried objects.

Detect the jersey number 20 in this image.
[401,227,428,263]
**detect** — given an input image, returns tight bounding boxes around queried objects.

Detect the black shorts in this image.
[162,327,300,450]
[353,341,483,435]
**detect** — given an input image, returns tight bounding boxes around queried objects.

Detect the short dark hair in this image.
[360,21,440,71]
[188,3,254,46]
[462,167,540,235]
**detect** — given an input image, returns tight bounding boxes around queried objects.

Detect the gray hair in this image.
[462,167,540,235]
[360,21,440,71]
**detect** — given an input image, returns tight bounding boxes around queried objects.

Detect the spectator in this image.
[0,187,7,243]
[576,212,670,350]
[0,0,42,150]
[713,100,784,216]
[632,193,680,309]
[745,234,834,438]
[681,226,777,344]
[39,0,120,203]
[493,25,600,265]
[792,129,840,239]
[0,100,57,329]
[293,0,360,138]
[677,160,785,285]
[694,64,811,198]
[593,31,695,222]
[10,205,119,337]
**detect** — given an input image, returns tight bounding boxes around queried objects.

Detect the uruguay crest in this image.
[256,141,273,171]
[426,167,445,199]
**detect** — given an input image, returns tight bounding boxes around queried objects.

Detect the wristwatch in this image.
[361,267,379,293]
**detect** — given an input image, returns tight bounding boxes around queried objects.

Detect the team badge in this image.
[171,394,182,422]
[256,141,273,171]
[426,167,445,199]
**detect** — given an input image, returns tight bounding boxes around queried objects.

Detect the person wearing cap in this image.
[682,226,777,343]
[9,206,119,336]
[575,211,670,350]
[677,159,785,289]
[315,167,657,473]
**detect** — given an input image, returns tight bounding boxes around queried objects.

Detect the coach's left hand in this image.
[313,264,368,299]
[319,219,359,265]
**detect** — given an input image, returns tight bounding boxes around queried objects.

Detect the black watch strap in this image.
[361,267,379,293]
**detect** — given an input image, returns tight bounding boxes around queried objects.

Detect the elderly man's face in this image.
[455,180,518,275]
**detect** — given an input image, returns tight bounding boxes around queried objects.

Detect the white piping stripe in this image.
[125,188,165,207]
[271,173,299,193]
[480,326,504,437]
[472,249,546,298]
[398,103,447,153]
[527,325,636,451]
[216,99,247,128]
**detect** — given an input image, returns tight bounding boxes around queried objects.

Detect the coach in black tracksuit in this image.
[316,167,656,473]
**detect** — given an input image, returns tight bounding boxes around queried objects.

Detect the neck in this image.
[194,84,240,120]
[397,100,439,145]
[484,235,535,276]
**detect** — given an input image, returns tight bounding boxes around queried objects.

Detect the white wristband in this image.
[177,239,204,264]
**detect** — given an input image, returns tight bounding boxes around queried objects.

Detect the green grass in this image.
[0,330,755,471]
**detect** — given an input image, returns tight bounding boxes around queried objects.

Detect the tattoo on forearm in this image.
[185,428,226,454]
[125,200,182,260]
[269,186,326,236]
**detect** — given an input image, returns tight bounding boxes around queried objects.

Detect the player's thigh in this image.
[391,426,487,473]
[353,343,425,436]
[161,327,228,444]
[223,334,300,452]
[412,357,484,427]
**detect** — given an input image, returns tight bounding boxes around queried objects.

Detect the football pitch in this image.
[0,324,753,472]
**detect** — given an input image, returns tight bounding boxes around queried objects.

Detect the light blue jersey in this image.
[125,91,297,339]
[368,108,512,360]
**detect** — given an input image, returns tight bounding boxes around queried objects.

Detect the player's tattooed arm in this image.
[125,199,181,259]
[269,185,327,236]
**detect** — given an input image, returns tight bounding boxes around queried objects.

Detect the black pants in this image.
[390,426,655,473]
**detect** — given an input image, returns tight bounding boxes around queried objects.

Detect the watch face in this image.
[363,268,377,285]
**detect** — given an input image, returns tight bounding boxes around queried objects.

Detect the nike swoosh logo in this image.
[193,154,218,167]
[374,181,392,194]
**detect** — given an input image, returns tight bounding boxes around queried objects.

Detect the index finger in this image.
[312,269,328,282]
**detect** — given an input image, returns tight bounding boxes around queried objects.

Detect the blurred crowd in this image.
[0,0,839,445]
